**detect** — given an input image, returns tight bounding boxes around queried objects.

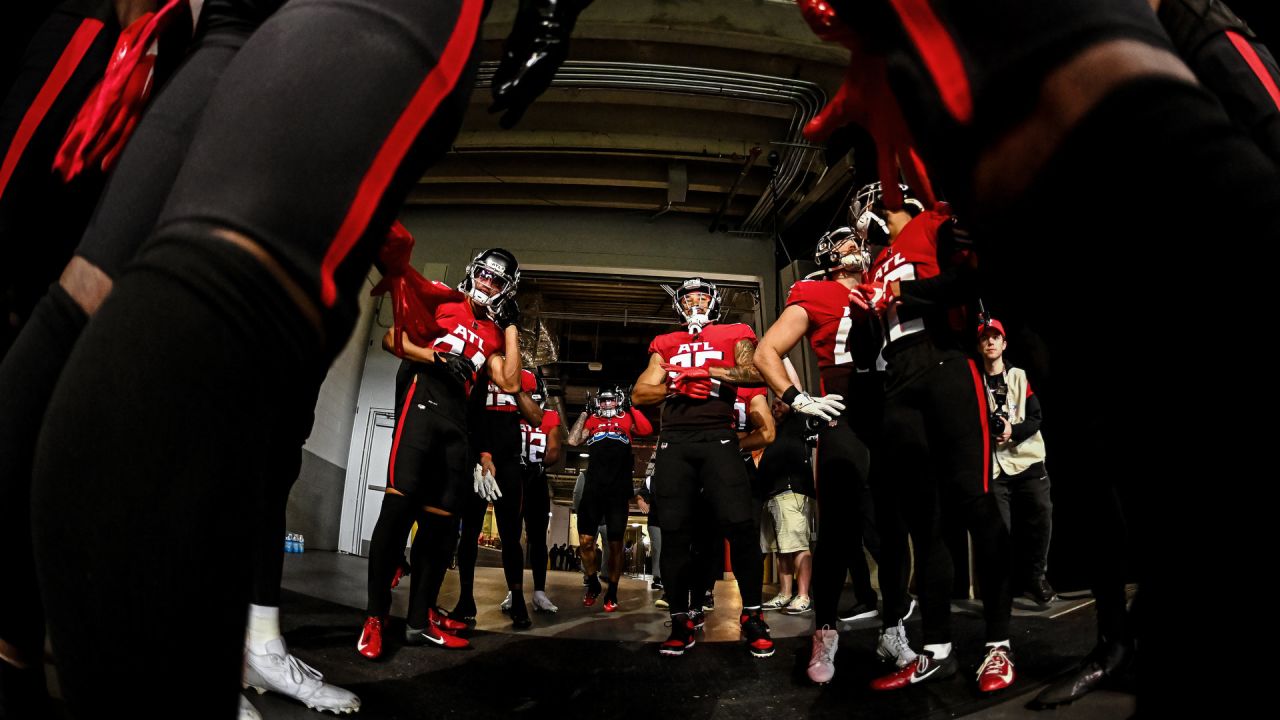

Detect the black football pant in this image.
[26,0,485,716]
[882,354,1011,646]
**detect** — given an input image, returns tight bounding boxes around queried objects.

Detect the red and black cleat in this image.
[356,616,383,660]
[583,575,602,607]
[659,614,697,656]
[870,652,958,691]
[740,610,775,658]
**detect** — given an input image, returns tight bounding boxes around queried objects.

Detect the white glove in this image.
[791,392,845,422]
[473,464,502,502]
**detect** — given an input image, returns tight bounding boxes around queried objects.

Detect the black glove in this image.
[489,0,593,129]
[434,351,476,388]
[493,298,521,329]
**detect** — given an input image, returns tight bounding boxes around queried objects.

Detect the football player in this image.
[632,278,774,658]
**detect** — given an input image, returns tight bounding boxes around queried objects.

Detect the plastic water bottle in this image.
[297,533,305,553]
[288,533,299,554]
[284,533,292,553]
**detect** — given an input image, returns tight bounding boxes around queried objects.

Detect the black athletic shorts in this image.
[577,438,633,542]
[387,362,470,513]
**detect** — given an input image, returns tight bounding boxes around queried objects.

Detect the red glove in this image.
[661,363,715,399]
[849,281,896,314]
[662,363,711,385]
[795,0,936,211]
[53,0,187,181]
[674,378,714,400]
[369,222,453,355]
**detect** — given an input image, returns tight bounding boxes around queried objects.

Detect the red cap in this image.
[977,318,1005,339]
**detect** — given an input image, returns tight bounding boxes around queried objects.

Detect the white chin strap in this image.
[469,287,493,306]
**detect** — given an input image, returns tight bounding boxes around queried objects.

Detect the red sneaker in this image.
[977,645,1015,693]
[583,576,602,607]
[870,652,958,691]
[659,614,697,656]
[429,607,468,633]
[603,598,619,613]
[356,616,383,660]
[740,610,774,658]
[406,621,470,649]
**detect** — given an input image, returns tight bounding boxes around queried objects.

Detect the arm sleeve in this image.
[629,408,653,436]
[1010,389,1043,445]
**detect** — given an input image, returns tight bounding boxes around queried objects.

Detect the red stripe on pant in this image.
[318,0,484,307]
[0,18,104,199]
[387,376,419,490]
[967,359,992,493]
[1226,30,1280,112]
[889,0,973,123]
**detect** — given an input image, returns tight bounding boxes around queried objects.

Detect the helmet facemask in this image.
[673,278,721,335]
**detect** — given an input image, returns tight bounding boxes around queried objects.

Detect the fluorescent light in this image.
[588,362,603,371]
[580,453,590,458]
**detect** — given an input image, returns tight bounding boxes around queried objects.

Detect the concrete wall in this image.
[284,278,377,551]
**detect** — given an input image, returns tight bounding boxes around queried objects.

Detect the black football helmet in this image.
[460,248,520,317]
[849,181,924,245]
[813,226,871,274]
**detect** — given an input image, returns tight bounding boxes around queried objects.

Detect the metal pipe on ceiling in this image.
[473,61,826,234]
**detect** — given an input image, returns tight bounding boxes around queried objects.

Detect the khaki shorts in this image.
[760,490,814,554]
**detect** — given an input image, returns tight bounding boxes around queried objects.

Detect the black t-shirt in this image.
[756,413,816,499]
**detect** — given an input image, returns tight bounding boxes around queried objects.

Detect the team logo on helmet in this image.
[460,248,520,316]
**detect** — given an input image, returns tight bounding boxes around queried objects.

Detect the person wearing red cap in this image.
[977,319,1055,607]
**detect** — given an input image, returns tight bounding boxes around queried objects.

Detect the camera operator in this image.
[978,319,1055,605]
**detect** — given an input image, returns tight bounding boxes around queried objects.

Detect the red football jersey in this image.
[426,289,505,377]
[584,408,652,445]
[733,386,769,432]
[520,409,560,465]
[785,278,884,372]
[870,209,949,346]
[648,322,757,431]
[484,369,538,413]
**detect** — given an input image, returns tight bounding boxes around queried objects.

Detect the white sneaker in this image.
[500,591,513,613]
[532,591,559,613]
[762,592,792,611]
[244,638,361,714]
[239,696,262,720]
[782,595,812,615]
[806,626,839,685]
[875,619,918,668]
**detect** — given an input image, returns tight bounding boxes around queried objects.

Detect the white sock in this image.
[924,642,952,659]
[986,639,1011,650]
[247,604,283,655]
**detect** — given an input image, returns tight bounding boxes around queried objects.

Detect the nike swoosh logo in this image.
[357,638,372,650]
[720,439,731,445]
[910,662,943,683]
[418,631,445,646]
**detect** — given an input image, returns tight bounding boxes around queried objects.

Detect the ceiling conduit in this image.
[474,60,826,235]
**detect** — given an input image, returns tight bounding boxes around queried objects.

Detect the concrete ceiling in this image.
[410,0,852,234]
